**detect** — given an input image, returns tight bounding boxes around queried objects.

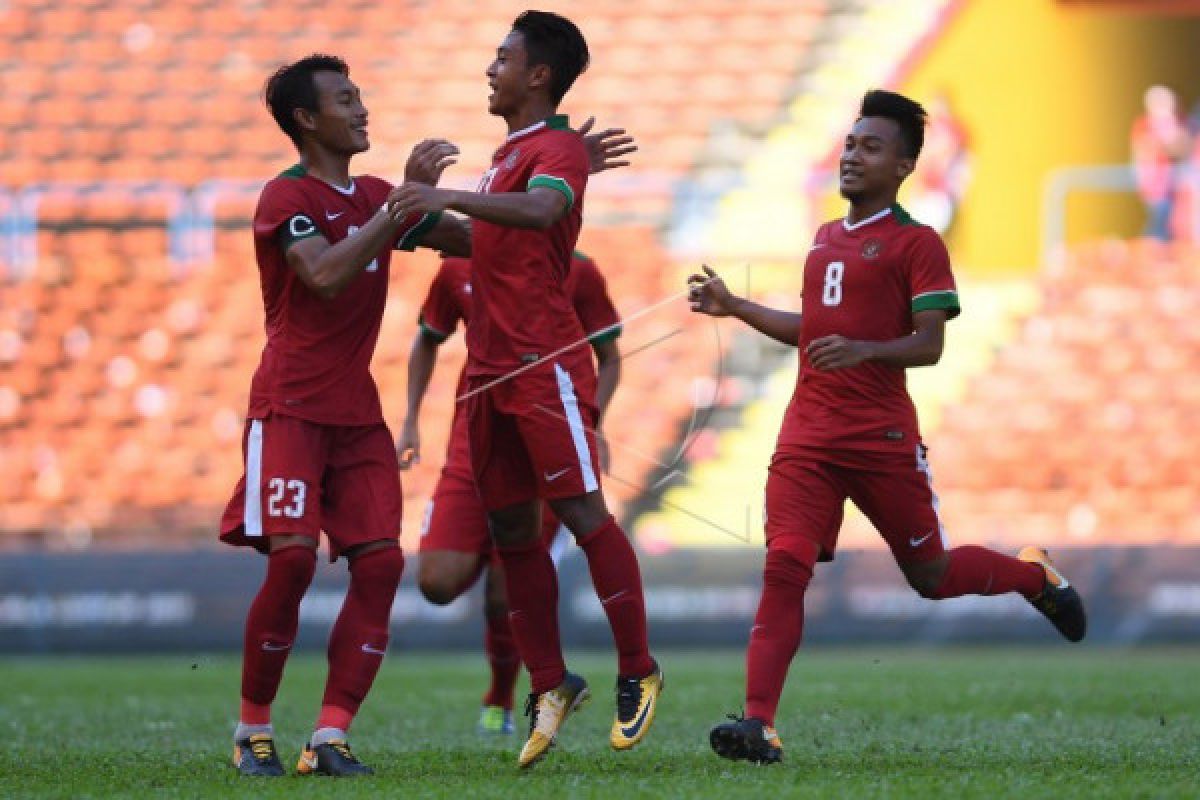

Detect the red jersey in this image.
[419,252,620,473]
[248,164,438,425]
[776,204,960,455]
[466,114,590,377]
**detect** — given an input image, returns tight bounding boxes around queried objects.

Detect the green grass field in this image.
[1,648,1196,799]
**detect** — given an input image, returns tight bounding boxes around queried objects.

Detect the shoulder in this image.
[535,129,587,158]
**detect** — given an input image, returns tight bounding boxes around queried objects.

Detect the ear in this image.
[293,107,318,137]
[897,158,915,180]
[527,63,552,94]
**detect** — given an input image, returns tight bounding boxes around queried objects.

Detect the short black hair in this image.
[512,10,589,104]
[264,54,349,150]
[859,89,927,160]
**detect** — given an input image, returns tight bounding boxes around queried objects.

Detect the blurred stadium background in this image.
[2,0,1200,652]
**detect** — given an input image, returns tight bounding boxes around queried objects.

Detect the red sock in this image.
[745,546,813,727]
[929,545,1044,600]
[577,516,654,678]
[482,609,520,709]
[239,546,317,724]
[317,547,404,732]
[495,537,564,694]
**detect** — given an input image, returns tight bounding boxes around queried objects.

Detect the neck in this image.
[505,98,558,135]
[300,145,353,189]
[846,194,895,226]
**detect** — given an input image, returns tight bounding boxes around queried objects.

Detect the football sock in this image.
[482,607,520,710]
[577,516,655,678]
[239,545,317,724]
[745,547,813,726]
[495,537,565,694]
[318,546,404,731]
[311,726,348,748]
[233,722,272,741]
[929,545,1044,600]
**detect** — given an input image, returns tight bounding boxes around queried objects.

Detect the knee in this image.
[902,560,947,599]
[763,539,817,589]
[351,546,405,591]
[551,493,608,536]
[416,569,458,606]
[267,545,318,593]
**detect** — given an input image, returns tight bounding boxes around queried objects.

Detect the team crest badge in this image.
[861,238,883,259]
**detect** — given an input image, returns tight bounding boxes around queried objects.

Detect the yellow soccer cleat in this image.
[610,660,664,751]
[518,671,590,769]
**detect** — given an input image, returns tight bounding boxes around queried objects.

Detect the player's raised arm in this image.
[284,205,413,300]
[687,265,801,347]
[391,184,568,230]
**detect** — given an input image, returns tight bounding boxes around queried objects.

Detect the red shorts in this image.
[465,360,603,511]
[418,463,570,557]
[219,413,402,560]
[765,444,947,567]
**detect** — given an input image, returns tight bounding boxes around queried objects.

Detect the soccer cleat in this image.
[296,738,374,777]
[232,732,285,777]
[1018,546,1087,642]
[518,672,591,769]
[709,715,783,765]
[610,660,664,751]
[477,705,515,735]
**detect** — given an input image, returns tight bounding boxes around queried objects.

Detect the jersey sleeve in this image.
[570,255,622,343]
[417,260,464,342]
[254,179,323,252]
[907,228,961,319]
[526,134,588,213]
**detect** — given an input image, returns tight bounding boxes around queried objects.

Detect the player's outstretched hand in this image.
[687,265,739,317]
[396,421,420,470]
[806,334,871,370]
[389,183,451,219]
[580,116,637,175]
[404,139,460,185]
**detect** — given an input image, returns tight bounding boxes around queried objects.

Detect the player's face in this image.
[307,70,369,155]
[486,31,531,116]
[838,117,913,203]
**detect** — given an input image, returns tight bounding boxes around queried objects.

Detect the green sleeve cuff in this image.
[587,324,622,346]
[527,174,575,211]
[911,290,961,319]
[417,316,450,343]
[396,211,443,251]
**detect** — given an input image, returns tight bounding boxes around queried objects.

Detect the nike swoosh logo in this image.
[325,211,344,220]
[808,243,827,251]
[544,467,570,482]
[619,692,655,739]
[909,531,934,548]
[361,643,387,656]
[261,642,291,651]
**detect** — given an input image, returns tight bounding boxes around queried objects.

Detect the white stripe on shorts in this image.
[553,363,599,493]
[244,419,264,537]
[914,443,949,549]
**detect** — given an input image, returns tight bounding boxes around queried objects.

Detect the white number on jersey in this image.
[345,225,379,272]
[266,478,306,519]
[822,261,845,306]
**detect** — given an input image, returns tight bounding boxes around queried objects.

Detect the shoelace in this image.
[248,738,275,762]
[523,692,540,736]
[615,677,643,721]
[327,740,360,763]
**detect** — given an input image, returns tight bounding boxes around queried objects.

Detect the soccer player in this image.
[398,251,622,736]
[218,53,468,778]
[687,90,1087,765]
[390,11,663,768]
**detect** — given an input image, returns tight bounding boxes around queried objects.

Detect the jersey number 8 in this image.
[822,261,845,307]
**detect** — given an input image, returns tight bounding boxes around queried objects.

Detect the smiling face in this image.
[486,30,540,117]
[299,70,369,155]
[838,116,914,205]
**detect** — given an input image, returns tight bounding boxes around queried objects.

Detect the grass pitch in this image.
[1,648,1195,799]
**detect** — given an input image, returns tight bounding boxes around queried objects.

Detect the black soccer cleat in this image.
[709,714,783,765]
[1018,546,1087,642]
[296,738,374,777]
[232,732,285,777]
